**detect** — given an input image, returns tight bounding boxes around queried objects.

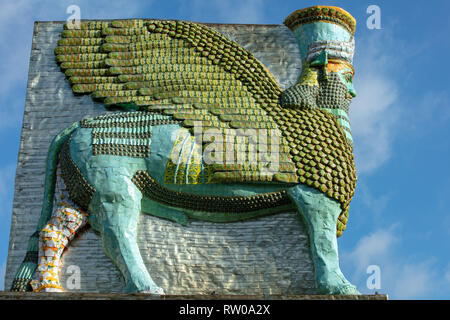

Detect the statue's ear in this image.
[309,50,328,68]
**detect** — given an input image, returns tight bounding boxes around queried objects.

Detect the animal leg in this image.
[30,166,88,292]
[287,184,359,294]
[90,168,164,294]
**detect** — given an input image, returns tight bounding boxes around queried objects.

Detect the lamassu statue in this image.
[12,6,359,295]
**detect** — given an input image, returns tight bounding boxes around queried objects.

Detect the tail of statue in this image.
[10,122,80,291]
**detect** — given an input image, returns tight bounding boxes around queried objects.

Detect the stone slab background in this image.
[5,21,318,294]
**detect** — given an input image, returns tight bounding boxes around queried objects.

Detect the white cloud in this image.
[344,226,398,274]
[349,32,401,174]
[342,226,449,299]
[390,261,438,299]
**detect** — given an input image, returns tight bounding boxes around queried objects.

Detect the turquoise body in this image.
[51,119,358,295]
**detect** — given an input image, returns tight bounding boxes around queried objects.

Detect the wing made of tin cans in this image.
[55,19,283,131]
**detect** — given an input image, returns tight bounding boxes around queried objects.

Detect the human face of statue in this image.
[326,61,356,98]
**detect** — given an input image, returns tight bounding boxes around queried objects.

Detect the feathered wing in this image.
[56,19,297,183]
[55,19,356,236]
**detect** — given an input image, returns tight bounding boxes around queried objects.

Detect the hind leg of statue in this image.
[30,166,88,292]
[88,167,164,294]
[287,184,359,295]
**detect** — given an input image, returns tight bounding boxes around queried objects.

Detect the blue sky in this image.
[0,0,449,299]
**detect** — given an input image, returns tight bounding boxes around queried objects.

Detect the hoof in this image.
[30,280,64,293]
[320,282,360,295]
[39,287,65,293]
[317,270,360,295]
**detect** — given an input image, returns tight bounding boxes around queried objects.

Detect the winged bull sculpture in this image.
[11,6,360,295]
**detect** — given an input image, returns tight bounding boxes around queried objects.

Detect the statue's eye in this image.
[344,74,352,82]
